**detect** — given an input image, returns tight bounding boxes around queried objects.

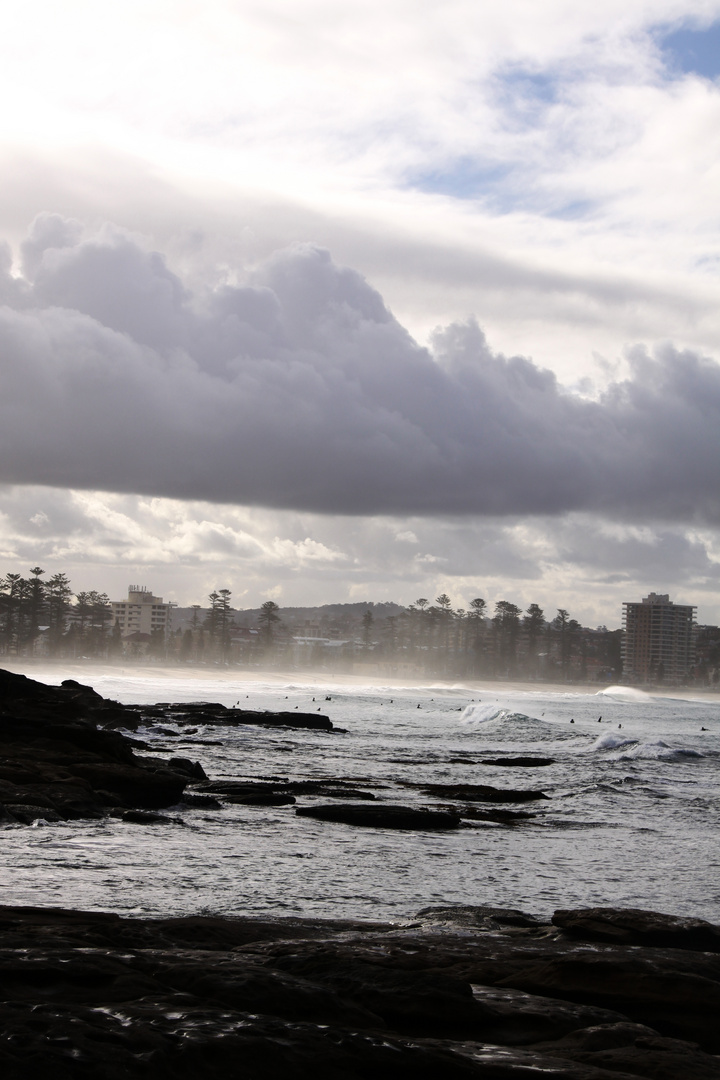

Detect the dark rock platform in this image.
[124,700,334,731]
[1,903,720,1078]
[0,669,199,820]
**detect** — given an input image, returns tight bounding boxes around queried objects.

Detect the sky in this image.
[1,0,720,627]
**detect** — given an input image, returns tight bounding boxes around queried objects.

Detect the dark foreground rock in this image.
[1,903,720,1078]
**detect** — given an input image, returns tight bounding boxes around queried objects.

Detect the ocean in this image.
[2,669,719,923]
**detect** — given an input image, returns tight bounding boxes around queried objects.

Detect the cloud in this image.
[0,216,719,523]
[0,486,718,624]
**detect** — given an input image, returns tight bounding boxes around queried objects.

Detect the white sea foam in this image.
[459,704,510,724]
[597,685,654,703]
[588,732,638,751]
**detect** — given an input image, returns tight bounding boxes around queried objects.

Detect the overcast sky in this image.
[1,1,719,626]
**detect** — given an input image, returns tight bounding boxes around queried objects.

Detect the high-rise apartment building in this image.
[622,593,696,684]
[110,586,173,638]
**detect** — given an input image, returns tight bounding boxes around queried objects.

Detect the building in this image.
[110,586,173,639]
[622,593,696,684]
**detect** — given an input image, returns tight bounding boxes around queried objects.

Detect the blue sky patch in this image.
[406,158,514,204]
[659,21,720,79]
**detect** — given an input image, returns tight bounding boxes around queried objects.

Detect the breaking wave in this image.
[588,732,639,752]
[618,740,704,762]
[459,704,576,742]
[460,704,514,725]
[596,685,653,703]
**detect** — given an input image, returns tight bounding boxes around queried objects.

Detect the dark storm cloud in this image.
[1,213,718,521]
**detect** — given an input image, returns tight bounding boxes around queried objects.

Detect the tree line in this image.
[0,568,621,680]
[0,568,117,658]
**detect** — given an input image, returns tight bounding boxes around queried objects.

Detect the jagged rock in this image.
[0,669,193,819]
[168,757,208,781]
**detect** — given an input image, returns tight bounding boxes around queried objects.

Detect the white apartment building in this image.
[110,586,173,638]
[622,592,696,685]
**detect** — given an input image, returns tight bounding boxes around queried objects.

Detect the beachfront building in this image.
[622,593,696,685]
[110,586,173,640]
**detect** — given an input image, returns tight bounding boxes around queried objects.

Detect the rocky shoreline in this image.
[1,902,720,1077]
[3,668,720,1077]
[0,667,550,828]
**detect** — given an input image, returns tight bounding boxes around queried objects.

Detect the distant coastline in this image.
[3,657,719,701]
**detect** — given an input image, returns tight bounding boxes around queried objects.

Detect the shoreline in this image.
[3,657,719,701]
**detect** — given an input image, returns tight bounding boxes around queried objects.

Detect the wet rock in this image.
[416,905,544,931]
[181,793,223,809]
[480,757,555,767]
[168,757,208,781]
[0,998,481,1080]
[127,701,334,731]
[468,984,628,1044]
[0,669,194,820]
[418,782,550,803]
[0,903,720,1077]
[269,952,487,1036]
[295,803,461,829]
[226,793,297,806]
[535,1025,720,1079]
[319,788,377,800]
[446,1042,643,1077]
[198,779,380,804]
[4,804,63,824]
[496,953,720,1049]
[552,907,720,952]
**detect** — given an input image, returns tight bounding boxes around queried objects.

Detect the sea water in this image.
[1,671,718,923]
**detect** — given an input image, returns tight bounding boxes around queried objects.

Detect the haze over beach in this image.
[0,2,719,626]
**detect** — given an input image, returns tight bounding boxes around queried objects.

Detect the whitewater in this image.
[2,668,719,923]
